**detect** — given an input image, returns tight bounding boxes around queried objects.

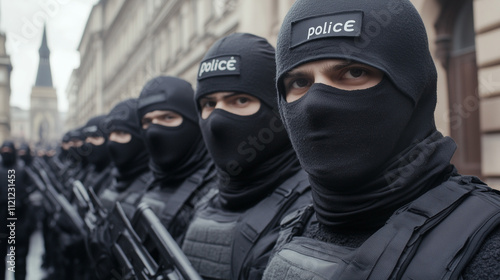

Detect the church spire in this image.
[35,25,53,87]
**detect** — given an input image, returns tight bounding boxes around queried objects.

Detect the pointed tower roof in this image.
[35,25,53,87]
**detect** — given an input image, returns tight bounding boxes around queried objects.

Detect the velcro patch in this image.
[198,55,241,80]
[138,94,168,109]
[290,11,363,48]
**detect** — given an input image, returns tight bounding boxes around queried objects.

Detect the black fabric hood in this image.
[275,0,456,229]
[276,0,437,106]
[83,115,109,139]
[276,0,438,159]
[106,98,143,139]
[137,76,198,125]
[195,32,278,110]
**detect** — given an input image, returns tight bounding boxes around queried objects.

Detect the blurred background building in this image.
[4,0,498,187]
[0,31,12,144]
[4,25,64,148]
[30,26,62,147]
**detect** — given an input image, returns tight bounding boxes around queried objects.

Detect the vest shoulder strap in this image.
[157,162,214,227]
[119,172,154,218]
[339,176,500,280]
[231,169,311,279]
[399,177,500,280]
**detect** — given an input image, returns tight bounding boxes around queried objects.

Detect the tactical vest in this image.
[263,176,500,280]
[182,207,239,280]
[138,162,216,243]
[99,171,152,217]
[182,169,311,280]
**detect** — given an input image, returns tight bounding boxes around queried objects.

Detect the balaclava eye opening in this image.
[195,32,301,210]
[276,0,456,229]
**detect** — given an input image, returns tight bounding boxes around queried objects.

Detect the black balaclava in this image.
[82,115,111,172]
[196,33,301,210]
[106,98,149,181]
[18,143,33,166]
[276,0,456,230]
[59,131,71,161]
[137,76,209,185]
[66,128,88,166]
[1,141,17,167]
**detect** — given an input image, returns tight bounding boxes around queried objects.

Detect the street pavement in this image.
[4,230,45,280]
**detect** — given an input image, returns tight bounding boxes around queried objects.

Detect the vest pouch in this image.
[265,236,353,280]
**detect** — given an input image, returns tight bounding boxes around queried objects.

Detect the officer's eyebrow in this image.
[283,68,313,80]
[199,92,239,103]
[284,60,358,80]
[321,60,357,73]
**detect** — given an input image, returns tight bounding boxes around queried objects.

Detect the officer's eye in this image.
[235,97,249,105]
[283,74,313,102]
[290,78,310,89]
[113,130,128,136]
[200,100,217,109]
[161,114,174,120]
[343,68,366,79]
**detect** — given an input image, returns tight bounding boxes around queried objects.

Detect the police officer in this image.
[136,76,217,244]
[0,141,33,280]
[17,143,33,167]
[97,98,152,212]
[88,98,152,280]
[262,0,500,279]
[81,115,113,195]
[181,33,312,280]
[54,131,71,171]
[63,127,91,185]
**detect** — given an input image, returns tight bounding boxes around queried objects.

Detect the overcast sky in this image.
[1,0,98,112]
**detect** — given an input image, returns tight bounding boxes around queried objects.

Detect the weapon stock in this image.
[26,167,86,236]
[108,202,154,280]
[133,203,202,280]
[73,180,91,214]
[33,157,68,196]
[109,202,202,280]
[84,186,108,231]
[26,167,56,214]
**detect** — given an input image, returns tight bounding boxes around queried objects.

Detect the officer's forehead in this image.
[285,58,377,75]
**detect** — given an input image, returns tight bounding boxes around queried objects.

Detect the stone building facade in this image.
[0,32,12,144]
[66,0,500,187]
[10,106,30,144]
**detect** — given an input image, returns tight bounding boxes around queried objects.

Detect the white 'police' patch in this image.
[290,11,363,48]
[198,55,241,80]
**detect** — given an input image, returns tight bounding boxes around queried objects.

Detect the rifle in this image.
[84,186,108,232]
[32,157,69,197]
[26,167,55,214]
[73,180,91,216]
[26,167,87,237]
[108,202,202,280]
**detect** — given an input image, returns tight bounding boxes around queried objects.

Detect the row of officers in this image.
[2,0,500,279]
